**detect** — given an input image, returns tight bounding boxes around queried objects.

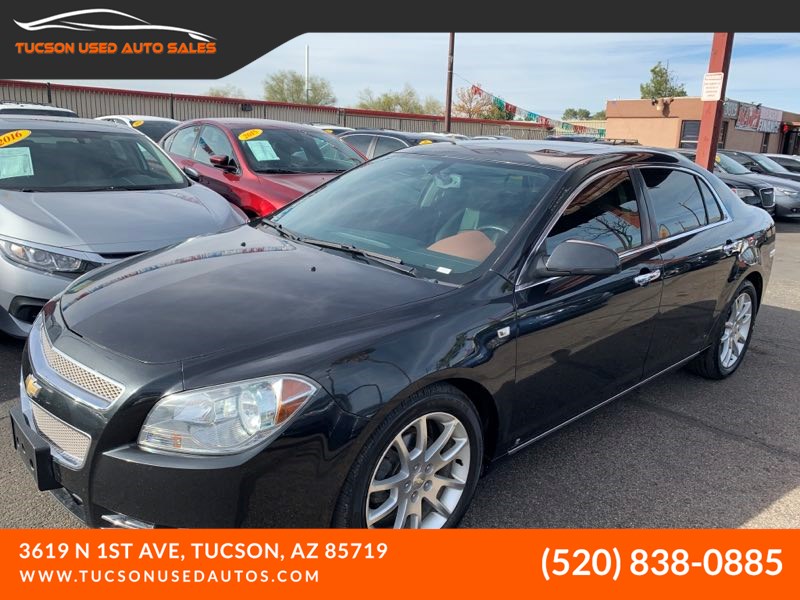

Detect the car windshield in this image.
[270,153,558,284]
[751,153,791,173]
[714,153,751,175]
[134,120,178,141]
[233,127,364,174]
[0,128,187,192]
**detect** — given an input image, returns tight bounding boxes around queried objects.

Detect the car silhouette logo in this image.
[14,9,214,42]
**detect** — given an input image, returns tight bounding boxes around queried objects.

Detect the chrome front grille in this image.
[30,402,91,468]
[41,327,124,405]
[760,188,775,208]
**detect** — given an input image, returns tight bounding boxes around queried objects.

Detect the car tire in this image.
[333,383,483,529]
[690,280,758,380]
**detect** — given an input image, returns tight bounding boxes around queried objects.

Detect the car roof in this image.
[181,117,321,132]
[341,129,450,141]
[0,114,137,132]
[402,139,690,171]
[0,102,76,113]
[99,115,179,122]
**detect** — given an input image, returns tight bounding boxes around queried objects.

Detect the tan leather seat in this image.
[427,230,496,262]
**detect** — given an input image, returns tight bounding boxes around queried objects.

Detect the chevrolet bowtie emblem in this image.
[25,374,42,399]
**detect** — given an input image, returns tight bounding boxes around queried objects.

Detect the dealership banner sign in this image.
[1,529,799,598]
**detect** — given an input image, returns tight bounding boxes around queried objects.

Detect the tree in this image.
[562,107,592,120]
[356,84,442,115]
[640,61,688,99]
[452,85,494,118]
[262,70,336,105]
[483,104,515,121]
[205,83,245,98]
[591,109,606,120]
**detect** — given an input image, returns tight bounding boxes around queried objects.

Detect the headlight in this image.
[138,375,319,455]
[775,187,799,197]
[730,187,759,204]
[0,240,84,273]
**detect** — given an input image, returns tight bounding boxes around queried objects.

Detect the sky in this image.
[58,32,800,118]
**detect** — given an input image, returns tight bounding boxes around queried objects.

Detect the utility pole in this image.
[444,32,455,133]
[696,33,734,170]
[305,44,310,104]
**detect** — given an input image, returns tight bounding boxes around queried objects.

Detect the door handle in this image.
[722,240,740,256]
[633,269,661,287]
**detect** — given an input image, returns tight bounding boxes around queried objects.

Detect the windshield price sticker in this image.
[0,129,31,147]
[0,147,34,179]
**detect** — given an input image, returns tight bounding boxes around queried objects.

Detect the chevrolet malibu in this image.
[11,141,775,529]
[0,116,246,338]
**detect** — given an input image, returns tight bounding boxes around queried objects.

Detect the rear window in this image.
[0,128,187,192]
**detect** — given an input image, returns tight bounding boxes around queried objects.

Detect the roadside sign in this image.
[701,72,724,102]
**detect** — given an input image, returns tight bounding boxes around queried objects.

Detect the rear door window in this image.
[641,168,709,239]
[373,136,407,157]
[170,126,200,158]
[341,134,374,157]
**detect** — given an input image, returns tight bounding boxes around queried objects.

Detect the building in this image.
[605,97,800,154]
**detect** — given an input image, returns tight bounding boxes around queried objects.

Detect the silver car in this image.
[0,116,246,338]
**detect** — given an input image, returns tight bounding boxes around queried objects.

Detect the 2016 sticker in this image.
[238,129,263,141]
[0,130,31,148]
[131,120,145,128]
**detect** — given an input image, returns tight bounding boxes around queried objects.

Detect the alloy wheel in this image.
[719,292,753,369]
[365,412,471,529]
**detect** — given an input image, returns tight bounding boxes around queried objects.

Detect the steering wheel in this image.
[477,225,509,243]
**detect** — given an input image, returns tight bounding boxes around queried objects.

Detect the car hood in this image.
[59,224,448,363]
[256,173,337,204]
[739,173,800,190]
[717,172,772,188]
[0,184,241,254]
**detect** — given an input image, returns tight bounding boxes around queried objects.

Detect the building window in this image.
[718,121,729,148]
[761,133,771,153]
[679,120,701,149]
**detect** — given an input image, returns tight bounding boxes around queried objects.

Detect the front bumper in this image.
[14,309,368,528]
[0,256,75,338]
[775,195,800,218]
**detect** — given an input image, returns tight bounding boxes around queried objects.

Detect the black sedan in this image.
[721,149,800,183]
[11,141,775,529]
[339,129,452,159]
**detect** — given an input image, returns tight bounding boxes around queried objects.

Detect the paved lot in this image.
[2,221,799,528]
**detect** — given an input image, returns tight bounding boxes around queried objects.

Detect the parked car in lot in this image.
[703,151,800,219]
[763,153,800,173]
[471,135,514,140]
[162,118,365,217]
[419,132,470,141]
[721,149,800,183]
[677,150,775,215]
[95,115,180,141]
[339,129,452,159]
[0,102,77,118]
[307,123,354,136]
[10,141,775,529]
[0,116,246,338]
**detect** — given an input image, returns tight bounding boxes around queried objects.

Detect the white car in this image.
[764,153,800,174]
[0,101,77,118]
[95,115,180,141]
[419,131,470,141]
[307,123,355,136]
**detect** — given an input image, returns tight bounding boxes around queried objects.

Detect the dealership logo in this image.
[14,8,214,42]
[24,374,42,399]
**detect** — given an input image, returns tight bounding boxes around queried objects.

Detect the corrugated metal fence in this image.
[0,79,556,139]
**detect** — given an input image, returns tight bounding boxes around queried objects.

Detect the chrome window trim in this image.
[514,164,732,291]
[28,321,125,412]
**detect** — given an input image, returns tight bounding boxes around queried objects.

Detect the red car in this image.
[161,118,365,217]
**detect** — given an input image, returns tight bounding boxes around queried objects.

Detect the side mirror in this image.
[210,155,237,172]
[749,164,764,174]
[535,239,621,277]
[183,166,200,182]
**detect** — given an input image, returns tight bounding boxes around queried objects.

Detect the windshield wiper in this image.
[300,238,418,277]
[257,218,304,241]
[255,168,305,174]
